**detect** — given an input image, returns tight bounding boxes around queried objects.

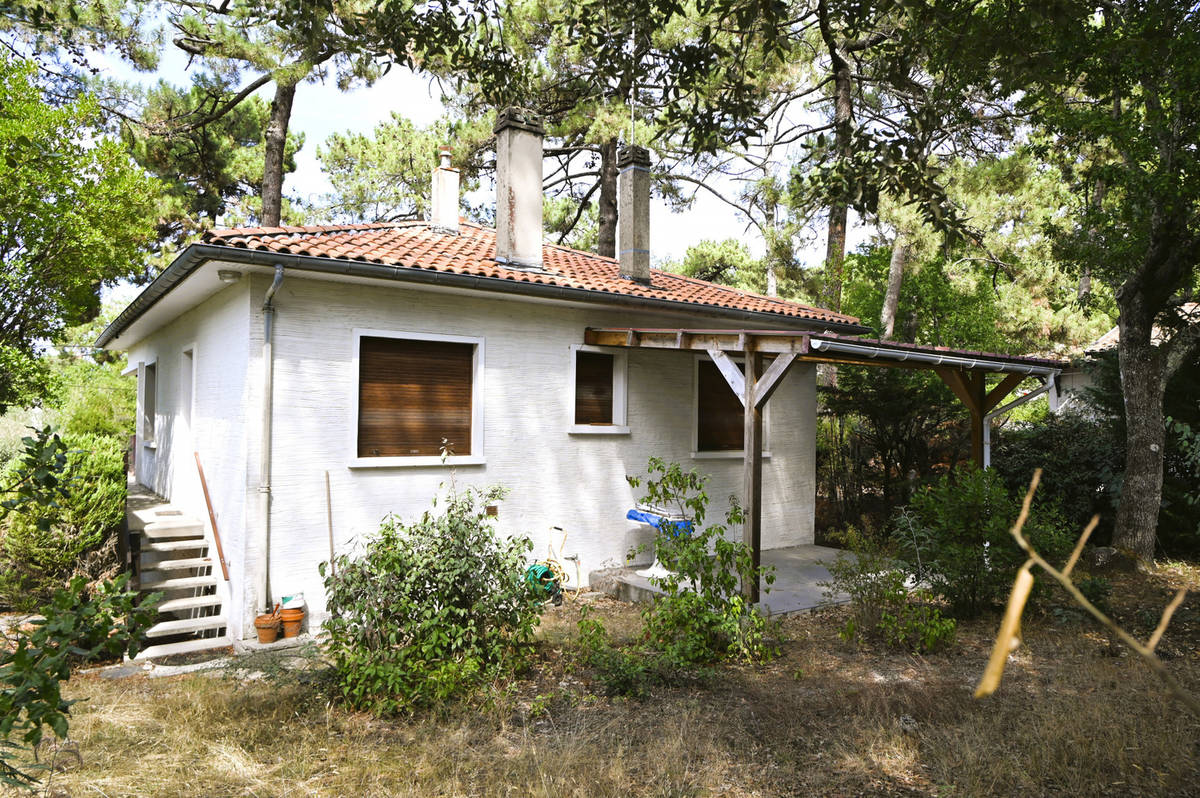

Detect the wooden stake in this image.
[325,470,335,575]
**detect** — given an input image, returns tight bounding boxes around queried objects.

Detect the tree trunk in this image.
[881,233,908,339]
[820,40,853,314]
[1111,299,1167,561]
[261,80,297,228]
[596,138,619,258]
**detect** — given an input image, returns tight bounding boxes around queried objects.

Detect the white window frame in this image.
[180,343,197,429]
[691,353,771,460]
[138,358,158,449]
[568,344,629,435]
[349,328,486,468]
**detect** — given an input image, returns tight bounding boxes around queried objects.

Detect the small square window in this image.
[569,346,628,434]
[575,352,614,425]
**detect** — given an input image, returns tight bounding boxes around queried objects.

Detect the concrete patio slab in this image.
[589,544,849,616]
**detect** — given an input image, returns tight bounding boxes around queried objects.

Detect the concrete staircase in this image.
[128,500,230,660]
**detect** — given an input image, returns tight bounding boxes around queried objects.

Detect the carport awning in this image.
[584,328,1063,376]
[584,327,1068,604]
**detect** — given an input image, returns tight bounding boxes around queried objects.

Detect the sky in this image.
[109,45,870,266]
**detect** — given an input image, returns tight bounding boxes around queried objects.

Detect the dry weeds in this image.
[20,567,1200,798]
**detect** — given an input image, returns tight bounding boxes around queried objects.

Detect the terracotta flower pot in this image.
[280,607,304,638]
[254,614,280,644]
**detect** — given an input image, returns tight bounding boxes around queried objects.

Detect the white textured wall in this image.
[126,280,252,637]
[255,274,817,629]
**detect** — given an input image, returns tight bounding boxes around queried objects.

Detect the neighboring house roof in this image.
[98,220,867,348]
[1085,302,1200,354]
[204,221,859,327]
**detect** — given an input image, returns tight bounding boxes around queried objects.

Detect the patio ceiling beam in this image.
[584,328,1063,377]
[585,327,813,355]
[707,349,746,406]
[754,353,797,410]
[985,372,1029,413]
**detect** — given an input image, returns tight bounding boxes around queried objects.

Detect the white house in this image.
[98,109,869,653]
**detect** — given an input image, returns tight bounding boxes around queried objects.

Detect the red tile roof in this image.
[202,221,859,327]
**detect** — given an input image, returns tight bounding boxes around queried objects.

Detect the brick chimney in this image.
[494,108,544,268]
[430,145,459,234]
[618,145,651,284]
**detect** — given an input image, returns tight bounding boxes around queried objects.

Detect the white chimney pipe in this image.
[494,108,544,268]
[430,145,459,234]
[618,145,651,285]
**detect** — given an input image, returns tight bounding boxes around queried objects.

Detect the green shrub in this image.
[895,467,1073,618]
[821,527,956,654]
[0,432,127,610]
[1075,575,1113,613]
[992,409,1121,543]
[632,458,779,667]
[320,484,542,715]
[576,459,779,696]
[1,574,158,787]
[878,600,957,653]
[50,359,135,440]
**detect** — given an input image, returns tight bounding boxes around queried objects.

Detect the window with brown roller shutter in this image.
[357,336,474,457]
[574,351,614,425]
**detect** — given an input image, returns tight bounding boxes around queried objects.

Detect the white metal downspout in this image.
[258,265,285,612]
[982,376,1058,468]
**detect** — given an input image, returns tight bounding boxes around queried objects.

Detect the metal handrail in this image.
[194,451,230,581]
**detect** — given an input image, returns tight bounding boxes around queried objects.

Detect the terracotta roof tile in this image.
[202,221,858,327]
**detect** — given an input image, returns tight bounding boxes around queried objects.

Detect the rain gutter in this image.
[809,337,1061,377]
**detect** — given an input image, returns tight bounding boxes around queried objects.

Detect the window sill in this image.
[349,455,486,469]
[690,450,772,460]
[569,425,630,435]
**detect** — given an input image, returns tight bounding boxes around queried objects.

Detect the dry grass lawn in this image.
[20,563,1200,797]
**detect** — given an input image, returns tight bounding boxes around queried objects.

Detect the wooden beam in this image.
[967,372,986,468]
[984,372,1027,413]
[753,353,796,409]
[743,351,763,604]
[934,367,982,415]
[707,349,746,405]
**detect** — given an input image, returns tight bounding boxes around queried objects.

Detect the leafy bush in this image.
[821,527,956,654]
[1,574,158,787]
[992,409,1121,543]
[50,359,136,440]
[576,459,779,695]
[896,467,1073,618]
[321,485,542,715]
[0,431,128,610]
[1075,575,1113,613]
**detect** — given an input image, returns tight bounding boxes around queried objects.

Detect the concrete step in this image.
[145,615,227,638]
[135,635,232,661]
[156,594,222,613]
[142,538,207,553]
[141,557,212,572]
[140,574,218,592]
[140,518,205,539]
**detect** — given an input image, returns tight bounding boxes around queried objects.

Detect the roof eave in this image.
[97,243,870,348]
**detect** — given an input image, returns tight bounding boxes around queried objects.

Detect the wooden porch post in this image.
[969,374,986,468]
[934,368,988,469]
[743,351,763,604]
